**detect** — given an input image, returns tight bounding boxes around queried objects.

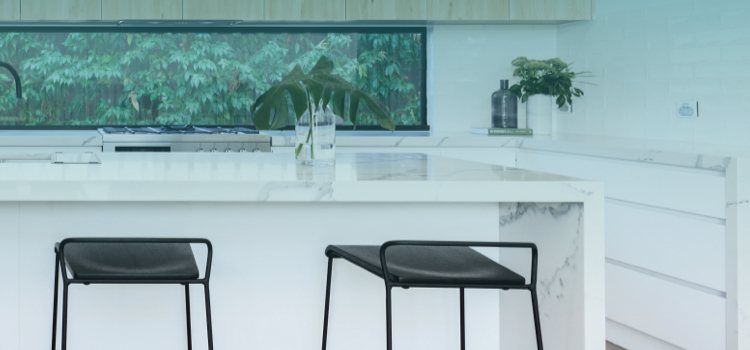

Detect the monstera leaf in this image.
[249,65,309,130]
[250,56,395,131]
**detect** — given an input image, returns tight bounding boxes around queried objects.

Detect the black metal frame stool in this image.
[51,238,214,350]
[321,241,543,350]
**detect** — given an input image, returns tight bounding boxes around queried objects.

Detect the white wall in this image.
[556,0,750,147]
[429,25,557,133]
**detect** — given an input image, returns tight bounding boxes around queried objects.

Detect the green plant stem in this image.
[304,94,314,160]
[307,110,315,160]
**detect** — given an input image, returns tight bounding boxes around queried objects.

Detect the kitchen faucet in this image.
[0,61,22,98]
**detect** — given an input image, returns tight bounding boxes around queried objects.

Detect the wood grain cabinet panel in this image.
[510,0,591,20]
[347,0,427,20]
[0,0,20,20]
[266,0,345,21]
[427,0,509,21]
[21,0,101,20]
[102,0,182,20]
[183,0,263,20]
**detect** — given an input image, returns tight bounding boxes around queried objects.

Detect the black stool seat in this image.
[326,245,525,286]
[51,238,214,350]
[60,242,200,280]
[321,241,543,350]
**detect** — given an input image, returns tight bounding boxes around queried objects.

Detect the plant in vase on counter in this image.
[507,57,590,135]
[251,56,395,166]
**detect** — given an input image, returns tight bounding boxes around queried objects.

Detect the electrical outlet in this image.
[677,101,698,118]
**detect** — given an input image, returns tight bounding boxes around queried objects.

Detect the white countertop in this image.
[0,130,102,147]
[0,152,598,202]
[3,129,744,171]
[272,132,745,170]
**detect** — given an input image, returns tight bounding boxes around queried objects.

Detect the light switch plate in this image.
[677,101,698,118]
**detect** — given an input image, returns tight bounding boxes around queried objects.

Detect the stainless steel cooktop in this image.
[98,126,272,152]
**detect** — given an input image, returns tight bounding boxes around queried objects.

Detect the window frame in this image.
[0,24,428,131]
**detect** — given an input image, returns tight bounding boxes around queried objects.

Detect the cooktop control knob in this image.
[238,148,246,153]
[210,148,218,153]
[224,148,232,153]
[252,149,260,153]
[196,148,203,152]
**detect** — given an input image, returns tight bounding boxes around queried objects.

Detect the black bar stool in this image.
[321,241,543,350]
[51,238,214,350]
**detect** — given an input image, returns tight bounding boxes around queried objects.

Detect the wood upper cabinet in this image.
[427,0,509,21]
[8,0,594,23]
[347,0,427,20]
[21,0,101,20]
[509,0,591,20]
[0,0,20,20]
[184,0,263,20]
[102,0,182,20]
[266,0,346,21]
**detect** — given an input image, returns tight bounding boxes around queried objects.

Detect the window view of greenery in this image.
[0,30,423,128]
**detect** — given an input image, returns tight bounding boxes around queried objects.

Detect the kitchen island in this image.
[0,152,604,350]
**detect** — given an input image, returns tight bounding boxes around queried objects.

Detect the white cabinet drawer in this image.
[606,200,725,291]
[516,150,726,218]
[606,263,725,350]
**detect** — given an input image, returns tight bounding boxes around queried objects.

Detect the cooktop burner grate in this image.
[101,126,259,135]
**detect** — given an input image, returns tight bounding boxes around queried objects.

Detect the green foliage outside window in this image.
[0,30,423,127]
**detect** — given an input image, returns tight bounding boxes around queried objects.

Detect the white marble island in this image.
[0,153,604,350]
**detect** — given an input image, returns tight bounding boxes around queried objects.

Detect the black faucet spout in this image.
[0,61,22,99]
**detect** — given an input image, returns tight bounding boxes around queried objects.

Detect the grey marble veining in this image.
[496,202,585,349]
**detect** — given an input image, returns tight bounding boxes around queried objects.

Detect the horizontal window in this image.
[0,27,427,130]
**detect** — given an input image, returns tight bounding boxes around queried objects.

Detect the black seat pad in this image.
[60,242,200,280]
[326,245,525,286]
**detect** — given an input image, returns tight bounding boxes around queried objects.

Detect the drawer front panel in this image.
[606,263,725,350]
[606,319,683,350]
[606,200,726,291]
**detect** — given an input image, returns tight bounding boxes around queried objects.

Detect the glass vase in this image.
[491,80,518,128]
[295,102,336,166]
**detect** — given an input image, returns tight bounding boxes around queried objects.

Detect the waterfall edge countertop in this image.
[0,151,606,350]
[0,152,600,202]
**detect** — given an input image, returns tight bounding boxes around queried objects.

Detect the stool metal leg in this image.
[460,288,466,350]
[185,284,193,350]
[203,283,214,350]
[321,257,334,350]
[385,287,393,350]
[51,255,60,350]
[530,288,543,350]
[61,283,69,350]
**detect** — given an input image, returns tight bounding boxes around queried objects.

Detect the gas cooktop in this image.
[101,126,260,135]
[97,126,271,153]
